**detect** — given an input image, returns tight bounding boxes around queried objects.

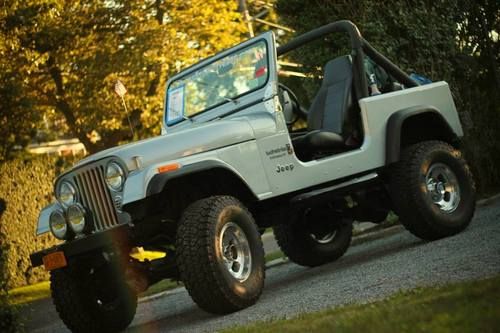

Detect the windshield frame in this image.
[164,38,270,127]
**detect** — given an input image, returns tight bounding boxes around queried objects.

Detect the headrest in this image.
[322,55,352,86]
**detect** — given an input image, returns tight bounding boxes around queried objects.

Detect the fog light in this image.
[67,204,86,234]
[49,210,68,240]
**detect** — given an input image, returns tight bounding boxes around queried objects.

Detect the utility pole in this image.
[238,0,254,37]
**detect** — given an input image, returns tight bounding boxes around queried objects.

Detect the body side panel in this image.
[251,81,461,198]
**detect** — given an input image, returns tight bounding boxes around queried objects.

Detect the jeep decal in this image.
[266,144,294,160]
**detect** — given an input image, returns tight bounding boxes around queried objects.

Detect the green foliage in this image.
[0,1,246,156]
[276,0,500,193]
[0,156,60,289]
[0,67,38,162]
[225,275,500,333]
[0,200,18,332]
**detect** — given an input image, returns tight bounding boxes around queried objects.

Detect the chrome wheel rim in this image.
[219,222,252,282]
[425,163,461,213]
[310,230,336,244]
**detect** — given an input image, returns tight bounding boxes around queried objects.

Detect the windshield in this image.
[166,40,269,125]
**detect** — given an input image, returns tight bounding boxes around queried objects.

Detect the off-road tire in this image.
[273,218,352,267]
[176,196,265,314]
[50,266,137,333]
[390,140,476,240]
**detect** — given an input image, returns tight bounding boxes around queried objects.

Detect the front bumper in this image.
[30,224,131,267]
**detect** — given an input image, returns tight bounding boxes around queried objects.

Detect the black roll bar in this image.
[277,20,419,99]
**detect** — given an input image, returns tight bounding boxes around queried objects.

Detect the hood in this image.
[77,118,255,171]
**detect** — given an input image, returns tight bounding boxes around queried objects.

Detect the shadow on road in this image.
[263,236,424,293]
[127,303,217,333]
[127,234,424,332]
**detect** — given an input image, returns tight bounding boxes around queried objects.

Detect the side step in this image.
[290,172,379,206]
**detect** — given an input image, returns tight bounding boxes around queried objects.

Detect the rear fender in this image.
[386,105,460,164]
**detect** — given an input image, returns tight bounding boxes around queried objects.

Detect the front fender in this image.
[121,155,253,205]
[145,160,247,197]
[36,203,57,235]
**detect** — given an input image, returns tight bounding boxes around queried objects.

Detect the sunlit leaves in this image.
[0,0,246,156]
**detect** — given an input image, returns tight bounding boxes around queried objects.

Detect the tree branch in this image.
[46,56,97,154]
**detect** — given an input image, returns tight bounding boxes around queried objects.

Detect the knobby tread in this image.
[273,223,310,265]
[50,268,137,333]
[390,140,476,240]
[51,270,98,333]
[176,196,264,314]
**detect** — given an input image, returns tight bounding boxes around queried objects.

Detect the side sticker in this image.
[265,144,294,160]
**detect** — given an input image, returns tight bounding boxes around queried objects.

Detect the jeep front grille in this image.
[73,166,119,231]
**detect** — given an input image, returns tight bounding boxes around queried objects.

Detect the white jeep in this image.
[30,20,475,332]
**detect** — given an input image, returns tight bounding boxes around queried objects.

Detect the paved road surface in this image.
[24,197,500,332]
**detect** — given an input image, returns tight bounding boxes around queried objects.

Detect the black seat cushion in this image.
[292,130,345,152]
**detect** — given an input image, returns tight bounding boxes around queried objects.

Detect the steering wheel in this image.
[278,83,308,126]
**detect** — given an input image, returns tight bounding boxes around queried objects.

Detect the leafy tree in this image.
[0,64,38,161]
[0,0,245,155]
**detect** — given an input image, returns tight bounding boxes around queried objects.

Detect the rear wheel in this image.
[50,264,137,333]
[273,209,352,267]
[176,196,265,314]
[390,140,476,240]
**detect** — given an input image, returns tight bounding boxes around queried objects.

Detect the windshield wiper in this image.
[223,97,238,104]
[197,80,238,105]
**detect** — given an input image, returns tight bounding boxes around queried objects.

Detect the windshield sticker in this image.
[167,85,185,125]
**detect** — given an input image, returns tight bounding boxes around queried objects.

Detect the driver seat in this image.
[293,56,355,160]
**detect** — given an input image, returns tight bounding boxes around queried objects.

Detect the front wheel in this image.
[389,140,476,240]
[176,196,265,314]
[50,264,137,333]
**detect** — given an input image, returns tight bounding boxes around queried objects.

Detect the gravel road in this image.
[24,197,500,333]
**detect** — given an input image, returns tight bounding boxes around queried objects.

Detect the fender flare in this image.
[145,160,254,198]
[386,105,458,164]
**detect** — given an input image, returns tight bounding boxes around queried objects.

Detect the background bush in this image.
[0,157,63,289]
[0,199,17,332]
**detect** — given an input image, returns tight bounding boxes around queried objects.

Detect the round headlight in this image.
[49,210,68,240]
[57,181,76,207]
[67,204,86,234]
[105,162,125,191]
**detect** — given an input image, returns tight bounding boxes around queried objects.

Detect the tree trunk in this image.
[46,56,98,154]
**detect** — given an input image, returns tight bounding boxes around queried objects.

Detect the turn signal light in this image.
[157,163,181,174]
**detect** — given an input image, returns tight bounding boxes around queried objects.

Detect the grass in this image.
[352,211,400,236]
[8,281,51,306]
[224,275,500,333]
[139,279,181,298]
[265,250,285,263]
[8,277,181,305]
